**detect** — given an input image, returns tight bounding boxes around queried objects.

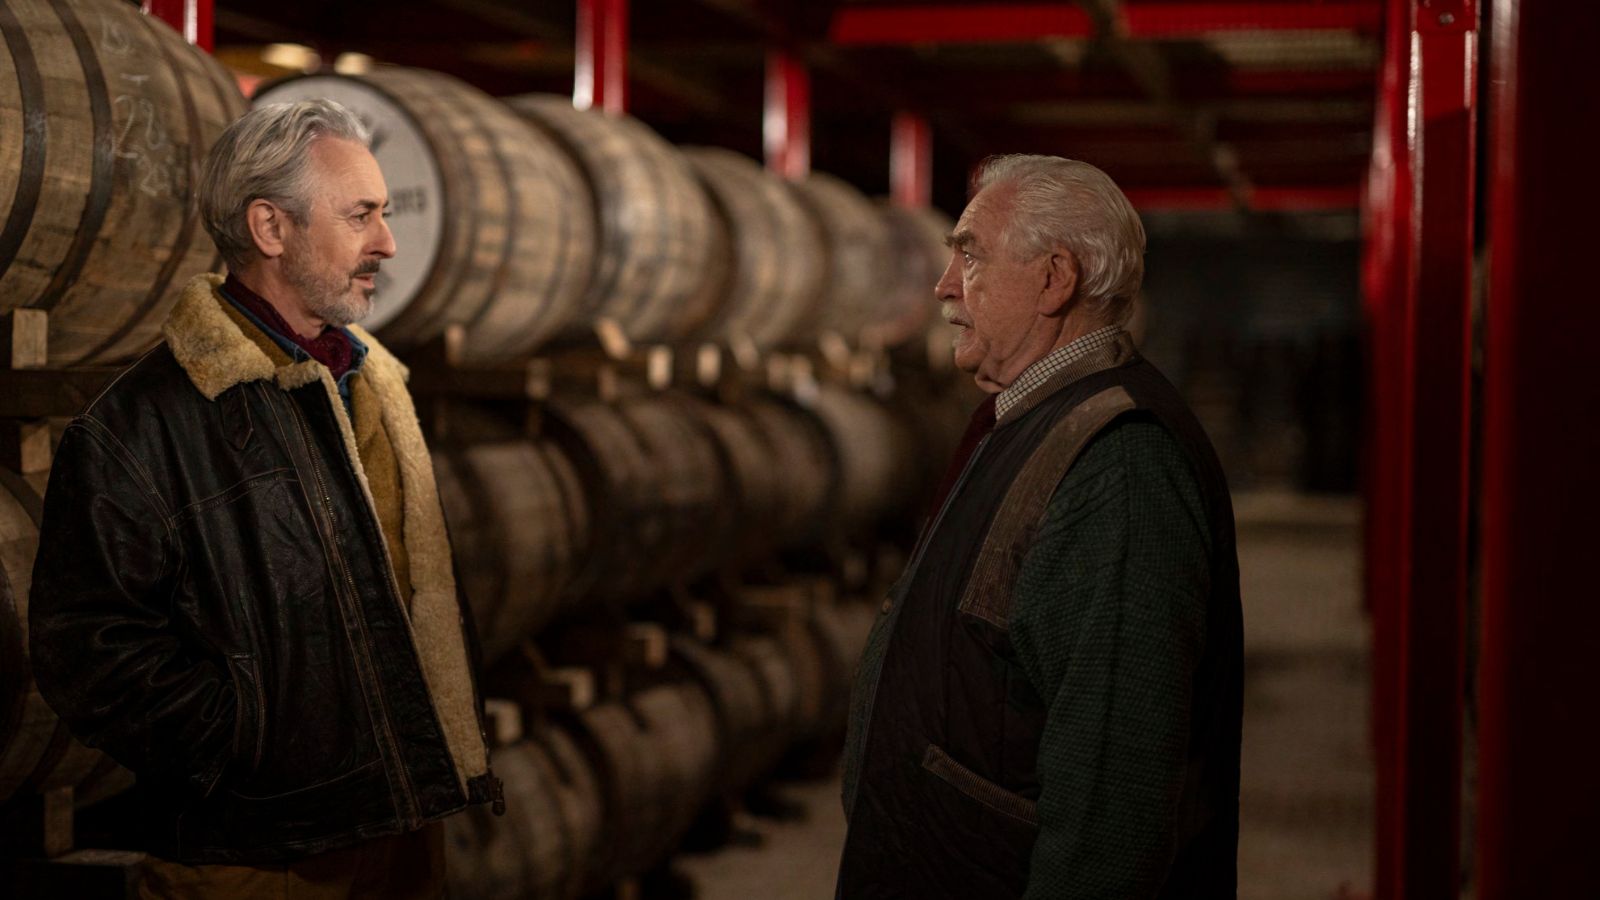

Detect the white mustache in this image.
[941,303,969,327]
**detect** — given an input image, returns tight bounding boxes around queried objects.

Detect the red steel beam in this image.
[1121,184,1359,211]
[891,112,933,208]
[141,0,213,51]
[830,4,1093,45]
[830,2,1380,45]
[764,50,811,180]
[1122,1,1384,37]
[1477,1,1600,897]
[575,0,628,114]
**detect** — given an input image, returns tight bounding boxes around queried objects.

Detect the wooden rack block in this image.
[482,698,526,749]
[2,309,48,369]
[0,786,74,859]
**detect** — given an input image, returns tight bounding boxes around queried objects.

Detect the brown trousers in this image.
[134,823,445,900]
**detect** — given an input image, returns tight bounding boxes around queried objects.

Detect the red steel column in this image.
[1362,0,1412,889]
[764,50,811,180]
[1376,1,1478,897]
[890,112,932,208]
[141,0,213,51]
[575,0,628,114]
[1477,1,1600,897]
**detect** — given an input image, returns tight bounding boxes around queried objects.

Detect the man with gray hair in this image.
[839,155,1241,898]
[29,98,498,898]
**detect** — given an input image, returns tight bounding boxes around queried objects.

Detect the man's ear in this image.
[1038,247,1079,316]
[246,199,289,260]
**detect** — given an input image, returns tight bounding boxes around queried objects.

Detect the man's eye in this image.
[353,212,370,223]
[962,251,975,263]
[382,210,393,220]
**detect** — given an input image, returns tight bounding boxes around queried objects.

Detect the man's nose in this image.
[935,253,962,302]
[372,215,397,259]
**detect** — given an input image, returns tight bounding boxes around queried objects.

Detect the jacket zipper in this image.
[847,432,992,817]
[286,396,421,822]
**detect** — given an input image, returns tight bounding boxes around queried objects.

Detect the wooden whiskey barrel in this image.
[446,739,570,900]
[805,385,919,536]
[675,398,784,567]
[535,727,605,900]
[0,471,116,803]
[789,172,896,345]
[540,400,664,601]
[681,147,826,349]
[743,399,834,549]
[0,0,245,365]
[670,636,771,794]
[508,95,715,344]
[573,701,666,888]
[614,397,728,583]
[255,68,595,360]
[730,635,802,775]
[877,204,953,348]
[629,682,718,863]
[446,730,605,900]
[432,440,589,663]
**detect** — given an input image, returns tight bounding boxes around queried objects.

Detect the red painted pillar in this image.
[1371,0,1479,897]
[1477,2,1600,897]
[764,50,810,180]
[1361,0,1412,889]
[575,0,627,114]
[141,0,212,51]
[890,112,932,208]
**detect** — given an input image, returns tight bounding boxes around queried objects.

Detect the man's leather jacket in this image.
[28,275,498,864]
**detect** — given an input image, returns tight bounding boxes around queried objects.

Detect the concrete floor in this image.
[677,491,1373,899]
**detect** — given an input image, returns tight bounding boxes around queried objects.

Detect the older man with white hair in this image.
[29,99,498,899]
[838,156,1241,899]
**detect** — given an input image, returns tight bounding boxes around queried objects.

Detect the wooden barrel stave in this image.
[537,726,605,900]
[615,397,728,584]
[877,204,954,349]
[742,399,834,550]
[541,399,664,601]
[0,0,244,365]
[433,440,587,664]
[789,172,896,345]
[508,95,715,344]
[0,470,121,804]
[670,636,770,794]
[681,147,825,349]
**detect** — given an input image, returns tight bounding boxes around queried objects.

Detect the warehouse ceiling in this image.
[211,0,1379,219]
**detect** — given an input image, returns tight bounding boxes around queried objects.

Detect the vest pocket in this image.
[921,743,1039,827]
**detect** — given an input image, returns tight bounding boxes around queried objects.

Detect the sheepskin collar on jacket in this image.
[160,273,489,791]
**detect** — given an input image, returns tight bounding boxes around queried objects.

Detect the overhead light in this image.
[261,43,319,72]
[334,52,375,75]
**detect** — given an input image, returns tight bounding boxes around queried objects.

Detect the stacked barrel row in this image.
[446,605,879,900]
[1,0,245,811]
[432,385,944,663]
[254,68,954,361]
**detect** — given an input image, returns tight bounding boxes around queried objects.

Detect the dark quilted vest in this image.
[837,348,1241,899]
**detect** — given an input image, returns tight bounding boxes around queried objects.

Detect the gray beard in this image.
[284,258,370,328]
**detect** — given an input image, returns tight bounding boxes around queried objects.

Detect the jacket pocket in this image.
[224,652,265,779]
[921,743,1039,827]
